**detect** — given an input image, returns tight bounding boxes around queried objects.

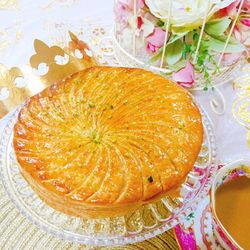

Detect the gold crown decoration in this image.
[0,0,19,10]
[30,31,98,84]
[0,64,29,117]
[0,31,98,119]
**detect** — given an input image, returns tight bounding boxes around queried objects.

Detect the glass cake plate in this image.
[0,103,217,247]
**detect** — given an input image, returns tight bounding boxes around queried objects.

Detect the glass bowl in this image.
[0,103,217,246]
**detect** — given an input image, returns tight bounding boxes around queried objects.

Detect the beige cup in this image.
[210,159,250,250]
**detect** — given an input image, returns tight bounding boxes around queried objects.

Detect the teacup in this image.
[210,159,250,250]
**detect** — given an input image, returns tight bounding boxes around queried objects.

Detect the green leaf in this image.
[210,34,238,43]
[147,33,187,64]
[205,36,246,53]
[193,33,199,42]
[165,39,184,65]
[185,44,192,53]
[182,44,192,59]
[205,18,231,36]
[147,47,163,64]
[167,60,186,71]
[182,50,186,59]
[167,33,187,45]
[157,19,165,27]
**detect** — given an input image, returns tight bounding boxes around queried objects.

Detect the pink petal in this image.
[241,18,250,27]
[119,0,131,6]
[146,28,166,47]
[233,24,249,43]
[243,0,250,10]
[227,0,240,16]
[127,0,145,10]
[233,26,243,41]
[114,2,129,22]
[178,82,194,88]
[146,42,159,53]
[172,62,195,88]
[216,8,229,18]
[137,0,145,9]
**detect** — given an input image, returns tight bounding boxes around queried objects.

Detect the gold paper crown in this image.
[0,31,98,118]
[0,65,28,117]
[30,31,97,84]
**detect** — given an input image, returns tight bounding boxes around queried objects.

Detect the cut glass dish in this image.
[0,103,217,246]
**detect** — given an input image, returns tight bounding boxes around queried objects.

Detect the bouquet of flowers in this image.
[114,0,250,89]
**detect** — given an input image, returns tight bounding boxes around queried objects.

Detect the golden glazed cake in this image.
[13,66,203,218]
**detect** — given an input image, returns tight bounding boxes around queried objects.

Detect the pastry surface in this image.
[13,66,203,218]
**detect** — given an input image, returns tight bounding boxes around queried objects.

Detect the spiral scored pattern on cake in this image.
[13,66,203,218]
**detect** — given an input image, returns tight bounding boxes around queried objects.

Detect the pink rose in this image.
[172,62,195,88]
[216,0,250,18]
[241,18,250,27]
[147,42,158,53]
[130,0,145,10]
[215,0,250,49]
[225,0,240,17]
[114,2,131,30]
[136,0,145,9]
[243,0,250,10]
[146,27,165,53]
[233,18,250,44]
[114,0,145,30]
[120,0,145,10]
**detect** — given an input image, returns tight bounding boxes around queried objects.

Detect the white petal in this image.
[146,0,236,30]
[141,18,155,37]
[128,15,137,30]
[145,0,170,18]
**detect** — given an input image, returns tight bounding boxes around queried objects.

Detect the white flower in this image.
[145,0,236,33]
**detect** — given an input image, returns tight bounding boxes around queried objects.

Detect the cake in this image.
[13,66,203,218]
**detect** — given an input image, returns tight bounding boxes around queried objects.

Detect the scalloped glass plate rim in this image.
[0,102,217,246]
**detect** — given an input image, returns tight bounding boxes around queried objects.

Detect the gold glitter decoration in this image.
[233,75,250,97]
[101,47,114,53]
[42,0,79,9]
[45,22,69,48]
[0,20,24,55]
[232,96,250,129]
[247,130,250,148]
[91,38,99,46]
[233,66,250,148]
[0,0,19,9]
[92,27,106,36]
[0,31,9,54]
